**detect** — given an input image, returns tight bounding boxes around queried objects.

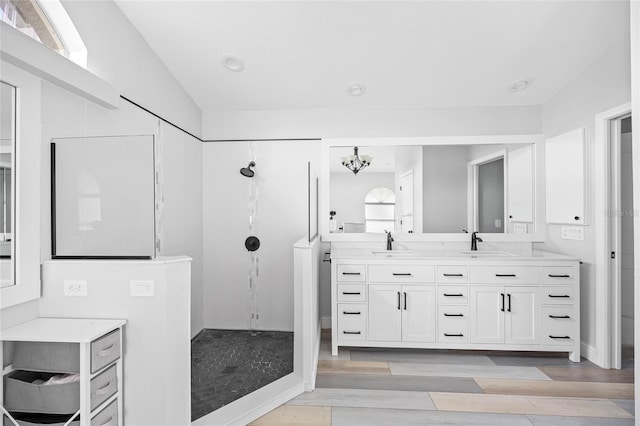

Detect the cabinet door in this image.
[545,128,585,224]
[505,286,540,345]
[368,285,401,341]
[507,145,533,223]
[401,286,436,343]
[470,286,504,344]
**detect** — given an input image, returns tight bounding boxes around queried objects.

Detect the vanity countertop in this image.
[330,248,579,262]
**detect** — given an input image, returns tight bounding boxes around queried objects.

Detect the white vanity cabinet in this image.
[331,253,580,361]
[1,318,126,426]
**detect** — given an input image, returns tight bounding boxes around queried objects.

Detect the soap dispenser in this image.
[329,211,337,232]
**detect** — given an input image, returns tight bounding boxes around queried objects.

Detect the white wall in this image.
[40,258,191,426]
[203,105,541,140]
[330,172,394,230]
[423,145,469,233]
[202,140,321,331]
[537,35,632,353]
[62,0,202,136]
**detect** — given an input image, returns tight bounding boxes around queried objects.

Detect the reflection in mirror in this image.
[330,143,535,234]
[0,81,15,287]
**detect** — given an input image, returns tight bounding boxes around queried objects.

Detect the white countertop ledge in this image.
[43,255,193,265]
[330,249,579,262]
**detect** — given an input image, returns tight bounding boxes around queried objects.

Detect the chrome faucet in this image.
[471,231,483,251]
[386,231,394,251]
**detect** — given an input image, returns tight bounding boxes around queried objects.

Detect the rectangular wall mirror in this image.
[0,81,16,288]
[326,136,540,238]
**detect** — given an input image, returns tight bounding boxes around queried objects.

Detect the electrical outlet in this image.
[64,280,87,296]
[130,280,154,297]
[561,226,585,240]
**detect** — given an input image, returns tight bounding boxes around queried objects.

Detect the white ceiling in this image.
[116,1,630,113]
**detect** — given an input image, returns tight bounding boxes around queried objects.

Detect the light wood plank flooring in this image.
[250,331,635,425]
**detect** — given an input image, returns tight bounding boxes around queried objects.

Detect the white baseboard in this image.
[581,342,598,364]
[192,374,304,426]
[321,316,331,329]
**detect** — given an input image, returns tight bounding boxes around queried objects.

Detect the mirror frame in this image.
[0,81,16,289]
[321,134,546,242]
[1,62,42,309]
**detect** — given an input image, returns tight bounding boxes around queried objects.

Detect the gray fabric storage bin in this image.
[12,342,79,374]
[4,371,80,414]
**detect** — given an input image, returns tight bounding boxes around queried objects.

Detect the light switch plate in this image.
[513,223,528,234]
[64,280,87,296]
[131,280,155,297]
[562,226,584,240]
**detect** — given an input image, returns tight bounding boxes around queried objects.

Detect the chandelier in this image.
[341,147,372,175]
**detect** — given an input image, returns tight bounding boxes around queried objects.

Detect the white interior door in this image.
[400,170,414,233]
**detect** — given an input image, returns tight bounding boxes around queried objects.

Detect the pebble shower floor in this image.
[191,329,294,420]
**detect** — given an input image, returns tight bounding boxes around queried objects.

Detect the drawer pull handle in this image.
[342,292,361,295]
[549,315,571,319]
[548,294,570,298]
[549,335,571,339]
[548,274,570,278]
[392,273,412,276]
[444,313,464,317]
[444,333,464,337]
[98,344,117,357]
[443,273,463,277]
[496,274,516,277]
[343,311,361,315]
[443,293,464,297]
[98,417,114,426]
[342,272,361,275]
[343,331,361,335]
[93,381,113,397]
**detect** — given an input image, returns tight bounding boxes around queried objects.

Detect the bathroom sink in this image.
[461,251,516,257]
[372,250,419,257]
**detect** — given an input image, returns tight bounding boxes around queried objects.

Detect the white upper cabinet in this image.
[507,145,534,223]
[545,128,585,225]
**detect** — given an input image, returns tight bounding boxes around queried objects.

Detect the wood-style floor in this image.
[250,330,635,425]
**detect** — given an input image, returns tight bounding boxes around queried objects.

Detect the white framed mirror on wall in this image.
[321,135,545,242]
[0,62,42,309]
[0,81,16,289]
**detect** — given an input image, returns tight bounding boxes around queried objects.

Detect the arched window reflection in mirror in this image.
[365,187,395,233]
[0,81,16,288]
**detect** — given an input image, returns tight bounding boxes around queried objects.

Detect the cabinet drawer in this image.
[369,265,435,283]
[438,306,468,343]
[337,285,366,302]
[469,266,539,284]
[542,267,577,285]
[542,307,576,345]
[91,399,118,426]
[336,264,366,282]
[4,371,80,414]
[91,364,118,411]
[91,330,121,374]
[437,285,469,305]
[437,266,468,283]
[542,286,574,305]
[338,304,367,340]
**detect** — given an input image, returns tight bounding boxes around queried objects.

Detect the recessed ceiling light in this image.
[222,55,244,72]
[511,80,530,92]
[348,84,366,96]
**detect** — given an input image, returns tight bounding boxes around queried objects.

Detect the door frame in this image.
[467,150,507,233]
[594,102,632,369]
[399,169,414,233]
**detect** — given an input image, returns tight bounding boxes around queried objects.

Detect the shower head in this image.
[240,161,256,178]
